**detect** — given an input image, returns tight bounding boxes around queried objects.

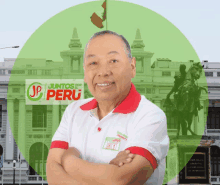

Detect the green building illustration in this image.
[0,27,219,184]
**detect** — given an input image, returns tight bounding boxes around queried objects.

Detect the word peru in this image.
[46,89,81,101]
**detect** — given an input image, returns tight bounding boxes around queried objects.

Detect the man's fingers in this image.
[118,157,133,166]
[119,162,123,167]
[128,153,134,158]
[111,150,135,167]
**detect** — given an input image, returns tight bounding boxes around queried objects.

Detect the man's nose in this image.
[97,63,112,76]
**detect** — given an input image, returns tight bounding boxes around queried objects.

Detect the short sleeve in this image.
[50,105,71,150]
[124,109,170,171]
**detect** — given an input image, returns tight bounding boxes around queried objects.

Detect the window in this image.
[137,88,145,94]
[207,108,220,129]
[71,56,80,73]
[162,71,171,76]
[0,70,5,75]
[211,177,217,182]
[217,72,220,77]
[45,70,51,75]
[11,70,25,74]
[32,105,47,128]
[205,72,213,76]
[8,70,11,74]
[28,70,37,75]
[146,88,151,94]
[211,146,220,176]
[42,70,51,75]
[12,88,20,93]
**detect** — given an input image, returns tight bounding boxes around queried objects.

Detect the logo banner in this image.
[25,79,84,105]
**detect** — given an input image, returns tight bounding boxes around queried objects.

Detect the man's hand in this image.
[109,150,135,167]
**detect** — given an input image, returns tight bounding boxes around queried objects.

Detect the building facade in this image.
[0,28,219,184]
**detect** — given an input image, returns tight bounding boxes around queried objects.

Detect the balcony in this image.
[0,174,47,184]
[27,175,47,184]
[211,176,220,184]
[207,129,220,134]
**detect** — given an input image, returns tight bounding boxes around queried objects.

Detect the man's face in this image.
[84,34,136,101]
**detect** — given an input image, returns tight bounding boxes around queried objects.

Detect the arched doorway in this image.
[28,142,48,178]
[210,145,220,176]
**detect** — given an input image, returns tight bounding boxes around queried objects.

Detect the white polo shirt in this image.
[50,83,170,185]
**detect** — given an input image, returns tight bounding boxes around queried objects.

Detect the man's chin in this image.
[95,94,116,102]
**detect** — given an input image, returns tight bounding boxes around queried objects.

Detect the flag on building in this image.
[90,0,107,29]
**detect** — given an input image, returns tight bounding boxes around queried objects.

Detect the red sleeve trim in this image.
[50,141,69,150]
[125,146,158,170]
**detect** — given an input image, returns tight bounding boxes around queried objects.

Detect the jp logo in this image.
[27,82,43,101]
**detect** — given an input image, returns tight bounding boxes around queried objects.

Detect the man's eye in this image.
[90,62,96,65]
[111,60,118,63]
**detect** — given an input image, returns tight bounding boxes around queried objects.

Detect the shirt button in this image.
[98,127,101,132]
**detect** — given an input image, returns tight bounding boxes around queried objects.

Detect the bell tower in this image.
[60,27,84,79]
[131,28,154,83]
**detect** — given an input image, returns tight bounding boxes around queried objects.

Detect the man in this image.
[166,64,187,100]
[163,64,187,110]
[46,30,169,185]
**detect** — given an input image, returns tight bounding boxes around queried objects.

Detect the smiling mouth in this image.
[96,82,115,87]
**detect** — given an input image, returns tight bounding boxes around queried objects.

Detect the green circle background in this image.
[7,0,208,183]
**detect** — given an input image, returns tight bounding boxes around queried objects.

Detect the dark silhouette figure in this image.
[164,63,207,138]
[166,64,187,99]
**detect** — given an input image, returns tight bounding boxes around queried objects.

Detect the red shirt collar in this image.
[80,83,141,114]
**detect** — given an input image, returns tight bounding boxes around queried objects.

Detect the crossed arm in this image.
[46,147,154,185]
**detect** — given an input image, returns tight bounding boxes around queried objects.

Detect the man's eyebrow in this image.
[108,51,119,55]
[86,51,119,59]
[86,54,96,59]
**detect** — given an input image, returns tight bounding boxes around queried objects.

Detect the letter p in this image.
[46,90,55,100]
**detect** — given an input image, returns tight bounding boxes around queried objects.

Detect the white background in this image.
[0,0,219,62]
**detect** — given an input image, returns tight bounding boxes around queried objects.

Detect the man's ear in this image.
[131,57,136,78]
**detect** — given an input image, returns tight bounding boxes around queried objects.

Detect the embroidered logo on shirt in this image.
[117,131,128,141]
[102,137,121,151]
